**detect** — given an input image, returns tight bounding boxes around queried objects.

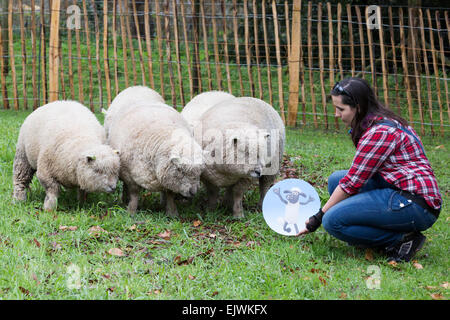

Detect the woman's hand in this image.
[296,208,325,236]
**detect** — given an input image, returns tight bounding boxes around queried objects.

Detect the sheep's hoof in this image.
[13,189,27,202]
[232,212,245,219]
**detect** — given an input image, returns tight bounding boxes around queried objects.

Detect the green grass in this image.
[0,108,448,300]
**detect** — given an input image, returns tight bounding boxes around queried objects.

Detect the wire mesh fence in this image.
[0,0,449,135]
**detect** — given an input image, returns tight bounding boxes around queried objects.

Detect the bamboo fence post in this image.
[355,6,365,81]
[82,0,94,111]
[66,0,75,100]
[49,0,61,103]
[244,0,255,96]
[346,4,355,77]
[103,0,112,106]
[124,1,137,86]
[0,25,7,109]
[298,1,306,127]
[262,0,273,105]
[232,0,244,95]
[337,3,344,81]
[399,8,414,126]
[58,42,66,100]
[418,8,434,135]
[287,0,301,127]
[307,1,317,128]
[90,0,104,111]
[144,0,155,89]
[30,0,38,108]
[131,0,146,86]
[164,0,176,107]
[365,7,376,93]
[191,0,202,94]
[73,0,83,103]
[285,1,290,64]
[377,6,389,107]
[211,0,223,91]
[18,0,27,109]
[327,2,339,129]
[436,11,450,124]
[0,0,8,109]
[172,0,185,106]
[255,0,263,99]
[446,11,450,123]
[427,9,444,136]
[8,0,19,109]
[388,6,401,116]
[221,0,232,94]
[272,0,286,124]
[317,3,328,130]
[112,0,119,96]
[200,0,212,91]
[180,0,194,99]
[118,0,130,89]
[408,8,425,136]
[327,2,334,87]
[154,0,165,98]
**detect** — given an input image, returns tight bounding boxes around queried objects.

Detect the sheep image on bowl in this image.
[12,100,121,211]
[194,96,285,219]
[105,86,205,217]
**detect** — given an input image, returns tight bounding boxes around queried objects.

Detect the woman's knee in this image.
[327,170,348,195]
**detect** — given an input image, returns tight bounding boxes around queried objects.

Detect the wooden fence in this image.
[0,0,449,135]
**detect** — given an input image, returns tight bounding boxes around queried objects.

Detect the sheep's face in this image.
[207,128,273,178]
[77,146,120,193]
[159,138,205,197]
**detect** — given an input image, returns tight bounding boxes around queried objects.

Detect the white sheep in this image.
[12,100,121,211]
[180,91,235,131]
[197,96,285,218]
[106,94,205,217]
[103,86,166,138]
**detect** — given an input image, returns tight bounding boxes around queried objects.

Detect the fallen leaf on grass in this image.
[157,230,172,240]
[339,292,347,299]
[88,226,108,237]
[129,224,137,231]
[211,291,219,297]
[108,248,125,257]
[50,241,62,251]
[413,262,424,269]
[431,293,445,300]
[441,282,449,289]
[193,220,202,227]
[59,226,78,231]
[318,276,327,286]
[33,238,41,248]
[434,145,445,150]
[19,287,30,296]
[388,260,398,267]
[31,273,40,285]
[188,275,196,280]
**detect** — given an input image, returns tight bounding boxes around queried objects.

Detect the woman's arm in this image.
[296,185,350,236]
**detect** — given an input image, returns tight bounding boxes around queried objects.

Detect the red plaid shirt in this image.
[339,119,442,210]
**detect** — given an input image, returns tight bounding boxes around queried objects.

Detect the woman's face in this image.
[332,95,357,127]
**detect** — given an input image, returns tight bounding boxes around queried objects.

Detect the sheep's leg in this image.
[122,182,129,205]
[258,175,275,211]
[12,146,35,202]
[204,180,220,210]
[230,179,251,219]
[126,182,140,215]
[160,191,166,208]
[77,188,87,204]
[36,169,60,212]
[164,190,179,218]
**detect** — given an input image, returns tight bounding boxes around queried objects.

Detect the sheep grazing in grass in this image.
[13,100,121,211]
[103,85,166,138]
[106,87,205,217]
[197,96,285,218]
[181,91,235,131]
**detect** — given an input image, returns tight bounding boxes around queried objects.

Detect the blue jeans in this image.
[322,170,438,249]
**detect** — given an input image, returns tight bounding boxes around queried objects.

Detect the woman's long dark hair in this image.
[331,77,408,146]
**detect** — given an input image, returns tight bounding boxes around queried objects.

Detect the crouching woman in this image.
[298,77,442,263]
